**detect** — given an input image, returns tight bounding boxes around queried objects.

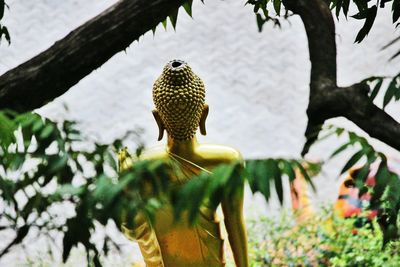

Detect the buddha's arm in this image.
[290,168,314,223]
[221,181,249,267]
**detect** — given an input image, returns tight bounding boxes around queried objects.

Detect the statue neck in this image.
[167,136,198,157]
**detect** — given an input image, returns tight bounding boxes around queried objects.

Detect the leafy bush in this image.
[0,111,171,266]
[247,209,400,267]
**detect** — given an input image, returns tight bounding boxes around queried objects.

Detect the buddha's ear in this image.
[199,104,209,136]
[152,110,165,141]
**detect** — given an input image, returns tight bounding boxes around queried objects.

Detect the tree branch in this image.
[283,0,336,91]
[283,0,400,155]
[0,0,187,112]
[309,82,400,152]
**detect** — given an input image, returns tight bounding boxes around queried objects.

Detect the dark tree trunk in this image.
[283,0,400,155]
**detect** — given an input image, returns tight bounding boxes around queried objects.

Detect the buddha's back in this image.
[139,204,225,267]
[123,145,241,267]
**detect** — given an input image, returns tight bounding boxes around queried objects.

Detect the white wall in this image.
[1,0,400,265]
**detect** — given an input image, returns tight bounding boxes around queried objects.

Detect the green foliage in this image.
[247,0,399,43]
[171,158,319,224]
[321,125,400,243]
[383,73,400,108]
[246,0,288,31]
[0,112,320,265]
[247,210,400,266]
[153,0,199,34]
[360,73,400,108]
[246,159,319,204]
[331,0,399,43]
[0,112,174,266]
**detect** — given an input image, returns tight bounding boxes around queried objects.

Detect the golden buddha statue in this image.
[119,60,249,267]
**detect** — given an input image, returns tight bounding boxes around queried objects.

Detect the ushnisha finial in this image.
[152,60,206,141]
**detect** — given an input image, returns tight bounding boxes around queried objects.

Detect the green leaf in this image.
[281,160,295,182]
[93,175,121,207]
[256,160,270,200]
[394,76,400,101]
[16,113,37,128]
[245,160,259,193]
[0,111,16,148]
[389,49,400,61]
[32,118,45,132]
[383,76,398,108]
[271,162,283,204]
[105,151,117,171]
[273,0,281,16]
[183,0,193,17]
[48,154,68,174]
[162,19,167,30]
[10,153,25,170]
[371,161,391,207]
[335,127,345,136]
[341,150,365,174]
[353,0,368,11]
[55,184,84,198]
[0,0,4,20]
[253,3,260,13]
[369,78,383,101]
[330,141,352,158]
[353,5,377,43]
[342,0,350,18]
[393,0,400,23]
[353,164,370,184]
[169,8,179,30]
[62,216,90,262]
[293,161,316,191]
[330,0,338,9]
[11,225,30,247]
[256,13,264,32]
[39,124,55,140]
[0,25,10,44]
[335,0,343,18]
[261,5,268,18]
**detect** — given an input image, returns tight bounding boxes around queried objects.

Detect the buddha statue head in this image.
[152,60,209,141]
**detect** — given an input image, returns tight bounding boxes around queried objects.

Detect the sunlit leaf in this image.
[162,19,167,30]
[183,0,193,17]
[169,8,179,30]
[0,112,15,148]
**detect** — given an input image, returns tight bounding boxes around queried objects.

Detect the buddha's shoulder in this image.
[196,144,243,163]
[139,145,169,161]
